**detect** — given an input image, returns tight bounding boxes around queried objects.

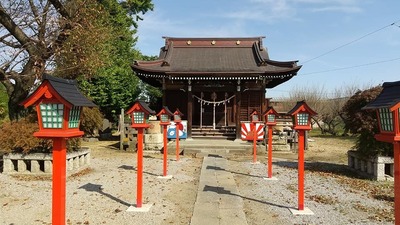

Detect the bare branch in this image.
[48,0,70,18]
[0,2,35,55]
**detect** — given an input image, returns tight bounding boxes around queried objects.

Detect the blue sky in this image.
[135,0,400,99]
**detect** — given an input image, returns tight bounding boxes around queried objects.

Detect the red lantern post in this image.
[250,110,260,163]
[20,74,96,225]
[156,106,174,178]
[126,100,155,211]
[288,101,317,214]
[263,107,279,179]
[362,81,400,225]
[173,109,184,161]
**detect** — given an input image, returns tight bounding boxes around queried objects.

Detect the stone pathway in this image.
[190,155,248,225]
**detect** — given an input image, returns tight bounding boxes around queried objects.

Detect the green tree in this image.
[76,0,158,121]
[0,83,8,122]
[0,0,154,121]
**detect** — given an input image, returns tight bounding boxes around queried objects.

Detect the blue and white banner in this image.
[167,120,187,139]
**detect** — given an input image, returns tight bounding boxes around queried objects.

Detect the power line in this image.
[300,57,400,76]
[301,20,400,64]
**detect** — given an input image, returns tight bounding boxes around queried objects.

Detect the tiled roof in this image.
[132,37,301,88]
[362,81,400,110]
[43,74,97,107]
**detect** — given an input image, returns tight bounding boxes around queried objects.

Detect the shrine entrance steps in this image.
[190,155,248,225]
[170,139,265,156]
[191,126,236,140]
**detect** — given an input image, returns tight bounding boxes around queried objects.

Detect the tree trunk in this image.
[3,74,35,121]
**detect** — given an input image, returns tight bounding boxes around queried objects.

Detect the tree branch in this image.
[0,3,36,55]
[48,0,70,18]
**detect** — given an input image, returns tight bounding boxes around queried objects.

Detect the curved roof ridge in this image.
[163,36,266,41]
[252,42,267,66]
[265,59,299,67]
[162,41,174,66]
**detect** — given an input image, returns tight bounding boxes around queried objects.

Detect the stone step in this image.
[168,139,265,155]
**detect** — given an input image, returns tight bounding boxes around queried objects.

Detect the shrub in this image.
[0,113,84,154]
[341,86,392,157]
[0,115,51,154]
[80,107,103,136]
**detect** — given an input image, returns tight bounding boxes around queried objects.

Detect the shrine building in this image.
[132,36,301,140]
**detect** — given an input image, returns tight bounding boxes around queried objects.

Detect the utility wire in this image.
[301,20,400,64]
[300,57,400,76]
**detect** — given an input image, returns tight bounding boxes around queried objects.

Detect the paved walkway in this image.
[190,155,248,225]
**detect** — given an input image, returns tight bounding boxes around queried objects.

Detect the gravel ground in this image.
[231,156,394,225]
[0,139,395,225]
[0,142,201,225]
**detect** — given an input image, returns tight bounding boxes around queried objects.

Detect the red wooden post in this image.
[298,130,305,211]
[52,138,67,225]
[163,126,168,176]
[253,123,257,163]
[394,141,400,225]
[267,125,273,178]
[136,128,144,208]
[176,123,180,161]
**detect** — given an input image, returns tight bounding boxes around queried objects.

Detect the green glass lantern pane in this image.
[133,112,145,123]
[378,108,393,132]
[40,103,64,129]
[267,114,275,123]
[174,115,181,121]
[297,113,309,126]
[68,106,81,128]
[252,115,259,121]
[161,114,169,122]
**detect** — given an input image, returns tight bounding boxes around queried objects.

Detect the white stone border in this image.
[2,148,90,175]
[347,150,394,181]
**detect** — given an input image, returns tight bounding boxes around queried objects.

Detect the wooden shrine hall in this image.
[132,36,301,140]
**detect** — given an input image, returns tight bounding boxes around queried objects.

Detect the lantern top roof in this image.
[362,81,400,111]
[20,74,96,108]
[173,108,184,116]
[156,106,174,116]
[263,106,279,116]
[287,100,317,116]
[249,110,259,117]
[126,100,156,115]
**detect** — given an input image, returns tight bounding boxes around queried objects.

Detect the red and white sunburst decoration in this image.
[241,122,264,141]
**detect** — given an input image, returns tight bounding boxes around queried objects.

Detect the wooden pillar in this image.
[235,81,241,139]
[162,78,167,106]
[187,81,193,139]
[261,84,267,114]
